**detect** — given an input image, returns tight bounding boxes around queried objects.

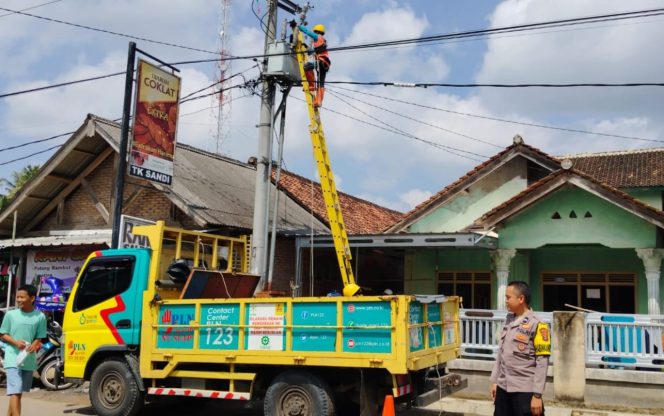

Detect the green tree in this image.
[0,164,41,210]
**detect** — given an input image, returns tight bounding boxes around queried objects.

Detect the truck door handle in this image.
[116,319,131,329]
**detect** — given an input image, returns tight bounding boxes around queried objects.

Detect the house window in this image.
[542,272,635,313]
[438,271,491,309]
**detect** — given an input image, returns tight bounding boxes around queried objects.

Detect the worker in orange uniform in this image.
[294,22,330,107]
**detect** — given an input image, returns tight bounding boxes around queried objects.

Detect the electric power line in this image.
[0,71,125,99]
[0,144,63,167]
[180,91,254,118]
[3,7,664,100]
[179,64,258,101]
[327,87,504,149]
[325,8,664,54]
[292,93,484,163]
[0,0,63,18]
[323,81,664,88]
[0,79,260,165]
[0,132,73,153]
[0,6,219,55]
[332,86,664,144]
[251,0,269,35]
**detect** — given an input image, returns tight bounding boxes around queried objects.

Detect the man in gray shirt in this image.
[490,281,551,416]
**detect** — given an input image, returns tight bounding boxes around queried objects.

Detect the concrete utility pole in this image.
[251,0,278,285]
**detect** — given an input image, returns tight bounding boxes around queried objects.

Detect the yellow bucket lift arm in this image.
[294,31,359,297]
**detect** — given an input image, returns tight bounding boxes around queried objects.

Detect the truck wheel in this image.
[264,370,335,416]
[90,358,144,416]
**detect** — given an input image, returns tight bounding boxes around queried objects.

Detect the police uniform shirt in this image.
[490,309,551,394]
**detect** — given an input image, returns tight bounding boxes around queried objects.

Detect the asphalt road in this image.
[0,387,471,416]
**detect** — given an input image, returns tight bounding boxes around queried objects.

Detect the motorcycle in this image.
[34,276,73,390]
[35,319,73,390]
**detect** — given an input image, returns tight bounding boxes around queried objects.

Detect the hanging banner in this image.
[129,59,181,186]
[26,246,100,294]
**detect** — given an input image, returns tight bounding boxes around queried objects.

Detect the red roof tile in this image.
[273,169,404,234]
[567,147,664,188]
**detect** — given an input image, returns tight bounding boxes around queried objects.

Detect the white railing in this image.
[460,309,664,369]
[460,309,505,359]
[586,312,664,369]
[460,309,553,360]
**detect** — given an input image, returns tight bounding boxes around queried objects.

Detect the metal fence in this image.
[460,309,664,369]
[586,312,664,369]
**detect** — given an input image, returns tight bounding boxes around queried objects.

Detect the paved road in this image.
[0,388,470,416]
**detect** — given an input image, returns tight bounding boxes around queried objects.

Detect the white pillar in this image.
[491,249,517,310]
[635,248,664,315]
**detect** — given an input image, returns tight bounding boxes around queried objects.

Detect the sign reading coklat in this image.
[129,59,181,185]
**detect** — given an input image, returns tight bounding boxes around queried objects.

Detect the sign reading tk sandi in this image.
[129,59,181,185]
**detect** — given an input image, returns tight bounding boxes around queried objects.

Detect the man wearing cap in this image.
[490,281,551,416]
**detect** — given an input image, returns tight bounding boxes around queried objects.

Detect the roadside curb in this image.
[422,397,660,416]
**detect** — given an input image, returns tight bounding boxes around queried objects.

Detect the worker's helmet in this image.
[342,283,361,297]
[313,24,326,34]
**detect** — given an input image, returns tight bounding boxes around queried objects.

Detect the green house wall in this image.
[527,247,652,313]
[498,185,658,249]
[624,187,663,210]
[403,246,658,313]
[409,157,529,233]
[404,248,492,295]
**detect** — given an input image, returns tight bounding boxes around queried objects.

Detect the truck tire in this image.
[89,357,144,416]
[264,370,335,416]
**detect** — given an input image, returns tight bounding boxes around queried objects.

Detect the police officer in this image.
[490,281,551,416]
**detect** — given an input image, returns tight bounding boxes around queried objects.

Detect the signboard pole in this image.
[111,41,137,249]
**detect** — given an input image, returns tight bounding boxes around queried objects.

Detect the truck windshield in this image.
[73,256,135,312]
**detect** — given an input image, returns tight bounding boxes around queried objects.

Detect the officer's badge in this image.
[534,322,551,356]
[517,342,526,351]
[515,333,529,342]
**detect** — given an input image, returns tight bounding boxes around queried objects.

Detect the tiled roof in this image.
[474,168,664,229]
[566,147,664,188]
[385,141,560,232]
[273,169,404,234]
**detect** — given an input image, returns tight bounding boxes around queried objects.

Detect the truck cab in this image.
[64,249,149,380]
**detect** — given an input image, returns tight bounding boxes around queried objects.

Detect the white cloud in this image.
[3,0,661,215]
[400,189,432,210]
[477,0,664,121]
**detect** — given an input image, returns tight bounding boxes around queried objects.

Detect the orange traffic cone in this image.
[381,395,395,416]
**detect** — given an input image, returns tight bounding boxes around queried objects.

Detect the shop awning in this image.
[0,230,112,248]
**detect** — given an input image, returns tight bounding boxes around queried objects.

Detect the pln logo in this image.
[68,340,86,356]
[160,309,194,342]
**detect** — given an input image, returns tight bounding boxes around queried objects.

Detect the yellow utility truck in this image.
[63,17,465,416]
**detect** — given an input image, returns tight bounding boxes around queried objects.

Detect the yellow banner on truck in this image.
[129,59,181,186]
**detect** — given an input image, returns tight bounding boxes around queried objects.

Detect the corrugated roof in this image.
[92,116,329,233]
[0,230,111,248]
[567,147,664,188]
[272,169,404,234]
[0,114,328,235]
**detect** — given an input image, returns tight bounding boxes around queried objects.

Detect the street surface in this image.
[0,387,470,416]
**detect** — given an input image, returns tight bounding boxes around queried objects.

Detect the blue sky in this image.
[1,0,663,212]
